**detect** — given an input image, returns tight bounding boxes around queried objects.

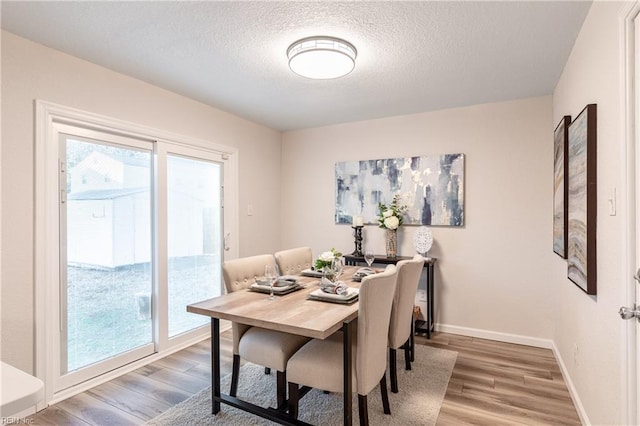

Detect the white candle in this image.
[356,216,364,226]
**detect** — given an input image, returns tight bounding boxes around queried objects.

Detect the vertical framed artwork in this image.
[567,104,597,295]
[553,115,570,258]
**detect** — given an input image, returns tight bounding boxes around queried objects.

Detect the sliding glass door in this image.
[167,153,222,337]
[55,125,224,392]
[58,131,155,389]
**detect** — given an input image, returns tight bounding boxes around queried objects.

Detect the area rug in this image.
[146,344,457,426]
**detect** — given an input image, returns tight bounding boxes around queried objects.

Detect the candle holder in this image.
[351,226,364,257]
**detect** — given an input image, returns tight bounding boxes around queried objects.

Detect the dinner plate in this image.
[255,276,298,287]
[308,287,359,301]
[249,282,301,295]
[301,268,324,278]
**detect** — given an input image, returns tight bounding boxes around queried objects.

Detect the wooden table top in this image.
[187,266,364,340]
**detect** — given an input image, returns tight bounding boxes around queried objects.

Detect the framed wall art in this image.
[567,104,597,295]
[334,154,464,227]
[553,115,570,258]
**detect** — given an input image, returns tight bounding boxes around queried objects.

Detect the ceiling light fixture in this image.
[287,36,357,80]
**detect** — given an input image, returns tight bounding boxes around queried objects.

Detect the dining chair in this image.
[388,254,424,393]
[286,265,399,425]
[222,254,310,410]
[274,246,313,275]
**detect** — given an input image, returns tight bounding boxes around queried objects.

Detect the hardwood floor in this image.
[424,332,581,425]
[27,331,581,425]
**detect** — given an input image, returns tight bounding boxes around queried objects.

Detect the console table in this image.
[343,254,437,339]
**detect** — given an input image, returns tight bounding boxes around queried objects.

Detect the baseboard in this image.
[435,323,590,424]
[435,323,554,348]
[6,406,37,420]
[551,341,591,425]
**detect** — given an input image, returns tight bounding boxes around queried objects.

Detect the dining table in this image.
[186,265,364,426]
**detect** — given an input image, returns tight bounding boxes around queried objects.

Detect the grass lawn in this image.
[66,255,220,372]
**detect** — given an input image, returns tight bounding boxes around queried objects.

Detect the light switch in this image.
[608,188,616,216]
[247,204,254,216]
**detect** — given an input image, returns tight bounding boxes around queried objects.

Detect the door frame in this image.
[621,2,640,424]
[34,100,239,407]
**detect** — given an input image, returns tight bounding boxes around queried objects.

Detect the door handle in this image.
[634,268,640,283]
[619,305,640,320]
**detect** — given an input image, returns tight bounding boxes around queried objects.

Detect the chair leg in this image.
[265,367,271,375]
[389,348,398,393]
[276,371,286,411]
[404,339,412,371]
[380,373,391,415]
[358,394,369,426]
[230,354,240,397]
[288,382,299,419]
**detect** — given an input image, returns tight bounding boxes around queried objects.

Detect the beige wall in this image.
[552,2,629,424]
[1,31,282,373]
[282,96,556,342]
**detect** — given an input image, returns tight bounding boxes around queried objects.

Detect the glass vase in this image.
[385,228,397,258]
[322,267,335,283]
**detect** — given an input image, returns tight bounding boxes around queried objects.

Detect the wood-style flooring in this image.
[27,331,581,425]
[425,332,581,425]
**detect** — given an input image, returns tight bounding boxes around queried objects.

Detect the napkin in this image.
[353,267,376,281]
[276,276,298,287]
[320,277,349,296]
[256,276,297,287]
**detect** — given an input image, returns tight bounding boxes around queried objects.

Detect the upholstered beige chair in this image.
[222,254,310,410]
[286,265,399,425]
[274,247,313,275]
[388,254,424,393]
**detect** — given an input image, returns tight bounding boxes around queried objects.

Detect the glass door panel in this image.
[62,136,153,376]
[167,154,222,337]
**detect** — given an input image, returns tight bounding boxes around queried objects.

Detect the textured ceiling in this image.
[1,1,591,131]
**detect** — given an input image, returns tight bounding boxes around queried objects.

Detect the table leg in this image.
[212,318,221,414]
[343,320,353,426]
[427,264,434,339]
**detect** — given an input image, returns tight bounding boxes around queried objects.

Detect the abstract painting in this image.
[335,154,464,226]
[553,115,570,258]
[567,104,597,295]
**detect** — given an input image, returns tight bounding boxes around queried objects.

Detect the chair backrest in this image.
[274,247,313,275]
[222,254,277,293]
[388,255,425,349]
[356,264,398,395]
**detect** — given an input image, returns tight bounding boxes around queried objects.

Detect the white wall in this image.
[552,2,629,424]
[282,96,556,342]
[1,31,282,373]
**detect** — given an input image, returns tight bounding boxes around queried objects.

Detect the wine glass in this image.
[364,250,375,268]
[331,257,344,282]
[265,264,278,300]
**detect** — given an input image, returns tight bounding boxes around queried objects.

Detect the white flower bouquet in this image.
[377,194,407,230]
[314,248,342,271]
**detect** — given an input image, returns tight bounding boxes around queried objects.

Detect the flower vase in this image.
[385,228,397,258]
[322,267,335,283]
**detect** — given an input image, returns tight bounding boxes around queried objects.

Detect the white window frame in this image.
[34,100,239,407]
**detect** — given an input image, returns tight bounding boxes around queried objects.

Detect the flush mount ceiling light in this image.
[287,36,357,79]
